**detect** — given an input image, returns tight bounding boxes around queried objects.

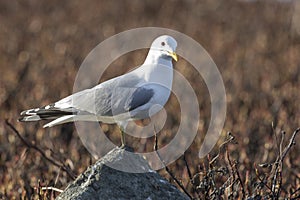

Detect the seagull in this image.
[19,35,178,147]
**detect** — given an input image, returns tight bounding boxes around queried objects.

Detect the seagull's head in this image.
[148,35,178,63]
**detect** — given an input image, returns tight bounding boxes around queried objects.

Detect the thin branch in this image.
[226,147,236,198]
[280,128,299,162]
[183,154,201,199]
[291,187,300,199]
[272,128,299,198]
[254,164,273,193]
[183,154,193,185]
[291,194,300,200]
[41,187,63,193]
[233,161,246,199]
[279,131,285,159]
[210,132,235,166]
[153,130,193,199]
[5,119,76,180]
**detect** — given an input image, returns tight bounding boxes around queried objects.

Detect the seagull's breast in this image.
[133,62,173,117]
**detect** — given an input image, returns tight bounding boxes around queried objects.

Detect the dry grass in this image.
[1,0,300,199]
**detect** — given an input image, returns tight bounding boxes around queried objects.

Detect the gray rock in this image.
[57,147,190,200]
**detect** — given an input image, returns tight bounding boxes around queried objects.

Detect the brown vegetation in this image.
[1,0,299,199]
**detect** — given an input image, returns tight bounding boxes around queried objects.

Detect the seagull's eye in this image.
[161,42,165,46]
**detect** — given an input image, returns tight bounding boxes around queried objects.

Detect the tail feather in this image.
[19,106,74,123]
[43,115,75,128]
[18,114,41,122]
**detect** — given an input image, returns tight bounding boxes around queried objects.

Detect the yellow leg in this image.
[120,128,126,148]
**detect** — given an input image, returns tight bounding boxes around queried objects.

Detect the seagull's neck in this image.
[138,50,174,84]
[143,51,173,67]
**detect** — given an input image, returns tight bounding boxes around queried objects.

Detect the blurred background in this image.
[0,0,299,198]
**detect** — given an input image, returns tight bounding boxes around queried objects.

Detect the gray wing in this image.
[55,73,154,116]
[99,85,154,116]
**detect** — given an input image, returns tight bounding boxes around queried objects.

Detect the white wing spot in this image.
[45,105,51,109]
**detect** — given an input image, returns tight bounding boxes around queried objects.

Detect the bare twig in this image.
[183,154,193,185]
[291,194,300,200]
[153,130,193,199]
[37,179,42,200]
[254,164,273,193]
[210,132,235,166]
[224,140,245,199]
[279,131,285,159]
[41,187,63,193]
[280,128,299,162]
[271,128,300,198]
[226,147,236,197]
[291,187,300,200]
[233,161,246,199]
[183,154,201,199]
[5,119,76,180]
[271,134,283,197]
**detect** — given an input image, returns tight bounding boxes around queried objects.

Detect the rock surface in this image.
[57,147,189,200]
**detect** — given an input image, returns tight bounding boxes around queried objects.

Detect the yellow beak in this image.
[168,51,178,62]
